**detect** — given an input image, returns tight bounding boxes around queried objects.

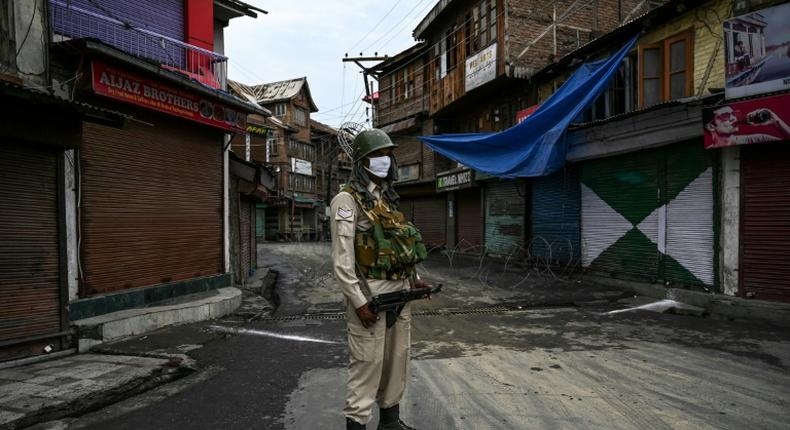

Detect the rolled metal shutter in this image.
[411,196,446,248]
[531,168,580,263]
[80,116,224,296]
[485,181,525,256]
[664,143,714,288]
[456,188,482,251]
[741,143,790,301]
[0,145,63,360]
[581,151,659,281]
[398,198,415,223]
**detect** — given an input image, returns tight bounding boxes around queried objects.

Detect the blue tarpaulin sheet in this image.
[419,35,639,178]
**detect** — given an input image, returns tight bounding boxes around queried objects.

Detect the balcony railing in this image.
[50,0,227,90]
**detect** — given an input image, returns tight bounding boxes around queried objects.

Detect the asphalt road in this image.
[68,243,790,430]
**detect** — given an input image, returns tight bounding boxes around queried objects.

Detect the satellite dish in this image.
[337,121,365,158]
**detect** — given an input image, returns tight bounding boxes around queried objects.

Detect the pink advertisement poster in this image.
[703,93,790,149]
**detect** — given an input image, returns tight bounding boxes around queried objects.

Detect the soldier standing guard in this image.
[331,129,429,430]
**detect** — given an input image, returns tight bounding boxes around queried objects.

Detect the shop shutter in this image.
[485,181,525,256]
[411,196,446,248]
[398,198,415,224]
[456,188,482,251]
[532,168,580,263]
[741,143,790,301]
[581,151,659,281]
[80,115,224,296]
[0,145,63,359]
[664,143,714,287]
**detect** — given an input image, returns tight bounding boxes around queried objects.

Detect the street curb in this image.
[73,287,242,352]
[585,275,790,327]
[0,361,191,430]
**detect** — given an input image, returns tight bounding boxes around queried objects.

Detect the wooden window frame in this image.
[664,31,694,101]
[638,31,694,108]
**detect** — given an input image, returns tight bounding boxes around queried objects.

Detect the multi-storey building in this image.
[374,0,663,255]
[229,77,321,241]
[41,0,267,345]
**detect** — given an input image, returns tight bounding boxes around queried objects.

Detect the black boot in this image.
[377,404,416,430]
[346,417,366,430]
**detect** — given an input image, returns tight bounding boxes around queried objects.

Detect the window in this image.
[477,0,496,48]
[274,103,287,117]
[288,173,315,193]
[445,26,459,71]
[266,131,279,162]
[293,108,307,126]
[577,54,637,123]
[287,139,315,160]
[396,164,420,182]
[638,32,693,107]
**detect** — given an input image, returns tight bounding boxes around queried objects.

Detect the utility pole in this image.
[342,54,390,125]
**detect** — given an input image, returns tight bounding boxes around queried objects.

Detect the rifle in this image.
[369,284,443,314]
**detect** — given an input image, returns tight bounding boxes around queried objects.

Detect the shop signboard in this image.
[724,2,790,98]
[516,104,540,124]
[437,168,474,192]
[291,158,312,175]
[703,92,790,149]
[91,60,246,132]
[465,43,497,92]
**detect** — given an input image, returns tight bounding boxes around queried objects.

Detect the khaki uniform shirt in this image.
[330,181,405,310]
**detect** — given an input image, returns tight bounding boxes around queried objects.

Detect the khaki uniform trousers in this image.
[344,279,411,425]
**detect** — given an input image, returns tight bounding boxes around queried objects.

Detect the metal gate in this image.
[484,181,525,256]
[456,188,482,251]
[411,196,446,248]
[740,143,790,301]
[80,115,224,296]
[0,145,64,361]
[531,167,580,263]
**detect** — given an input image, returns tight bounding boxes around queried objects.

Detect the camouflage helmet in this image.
[352,128,396,162]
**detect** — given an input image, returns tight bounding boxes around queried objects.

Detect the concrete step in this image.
[73,287,242,352]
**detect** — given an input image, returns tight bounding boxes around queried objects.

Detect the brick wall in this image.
[507,0,648,77]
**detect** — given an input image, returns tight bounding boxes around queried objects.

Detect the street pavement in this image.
[59,243,790,429]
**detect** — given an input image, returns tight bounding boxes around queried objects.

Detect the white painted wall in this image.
[64,150,79,300]
[11,0,47,87]
[720,146,740,296]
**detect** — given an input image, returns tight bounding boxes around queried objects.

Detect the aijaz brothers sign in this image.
[436,169,474,192]
[91,60,246,133]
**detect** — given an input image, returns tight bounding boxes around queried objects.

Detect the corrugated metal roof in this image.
[229,77,319,112]
[310,119,337,135]
[0,79,131,122]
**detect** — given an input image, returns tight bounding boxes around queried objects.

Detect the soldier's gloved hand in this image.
[356,302,379,328]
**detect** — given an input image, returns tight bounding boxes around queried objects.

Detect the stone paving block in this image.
[0,395,65,413]
[0,409,24,425]
[24,375,81,386]
[93,365,154,386]
[37,379,106,402]
[0,382,46,403]
[0,369,36,382]
[66,362,124,380]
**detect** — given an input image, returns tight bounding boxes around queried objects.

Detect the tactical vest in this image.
[343,186,428,280]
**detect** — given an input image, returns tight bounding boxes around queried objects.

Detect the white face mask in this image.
[366,155,391,178]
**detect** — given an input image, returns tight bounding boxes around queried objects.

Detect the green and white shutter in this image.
[581,143,714,287]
